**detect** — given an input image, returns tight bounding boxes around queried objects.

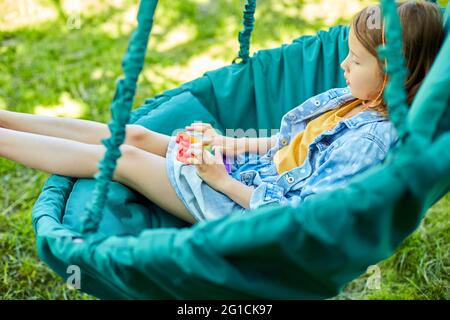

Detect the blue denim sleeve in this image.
[249,182,287,210]
[249,134,388,210]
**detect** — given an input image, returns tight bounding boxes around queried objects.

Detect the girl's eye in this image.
[350,54,360,65]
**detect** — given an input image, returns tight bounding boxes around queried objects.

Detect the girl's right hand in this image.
[185,122,242,157]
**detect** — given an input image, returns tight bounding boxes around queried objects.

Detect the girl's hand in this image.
[186,144,231,191]
[185,122,243,157]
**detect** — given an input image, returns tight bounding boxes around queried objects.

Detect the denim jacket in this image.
[240,87,399,210]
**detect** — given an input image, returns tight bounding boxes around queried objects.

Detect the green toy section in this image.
[32,0,450,299]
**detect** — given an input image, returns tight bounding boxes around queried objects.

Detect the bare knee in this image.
[114,143,163,184]
[99,142,150,186]
[97,143,150,183]
[125,124,170,157]
[125,124,148,147]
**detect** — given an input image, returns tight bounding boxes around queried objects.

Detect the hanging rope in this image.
[233,0,257,64]
[377,0,410,140]
[80,0,158,234]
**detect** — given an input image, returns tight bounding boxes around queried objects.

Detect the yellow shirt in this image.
[273,99,362,174]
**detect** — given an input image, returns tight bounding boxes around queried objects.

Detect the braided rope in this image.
[80,0,158,234]
[233,0,257,64]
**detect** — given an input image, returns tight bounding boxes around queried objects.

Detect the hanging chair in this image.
[31,0,450,299]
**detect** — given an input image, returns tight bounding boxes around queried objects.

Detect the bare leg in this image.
[0,109,171,157]
[0,127,195,224]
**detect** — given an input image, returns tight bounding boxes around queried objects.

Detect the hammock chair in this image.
[32,0,450,299]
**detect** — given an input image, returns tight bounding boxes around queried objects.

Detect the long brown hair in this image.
[351,0,445,114]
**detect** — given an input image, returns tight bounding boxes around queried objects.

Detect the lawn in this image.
[0,0,448,299]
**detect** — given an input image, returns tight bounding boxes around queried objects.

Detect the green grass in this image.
[0,0,449,299]
[338,195,450,300]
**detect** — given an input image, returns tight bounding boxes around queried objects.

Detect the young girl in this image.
[0,1,444,224]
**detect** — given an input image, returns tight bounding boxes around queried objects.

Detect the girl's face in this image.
[340,27,384,101]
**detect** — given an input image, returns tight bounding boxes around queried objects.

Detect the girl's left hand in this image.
[187,144,230,191]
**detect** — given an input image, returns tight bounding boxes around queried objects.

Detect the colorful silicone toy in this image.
[175,131,231,173]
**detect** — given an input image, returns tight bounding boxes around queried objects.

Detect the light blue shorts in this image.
[165,136,279,222]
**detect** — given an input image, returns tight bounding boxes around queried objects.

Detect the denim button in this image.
[286,176,295,184]
[314,100,321,106]
[71,237,84,244]
[289,114,296,120]
[281,138,288,146]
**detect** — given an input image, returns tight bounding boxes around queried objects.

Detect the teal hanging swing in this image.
[32,0,450,299]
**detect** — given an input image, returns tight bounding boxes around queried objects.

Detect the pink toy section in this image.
[175,131,231,173]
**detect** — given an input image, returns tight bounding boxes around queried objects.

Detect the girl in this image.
[0,1,444,224]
